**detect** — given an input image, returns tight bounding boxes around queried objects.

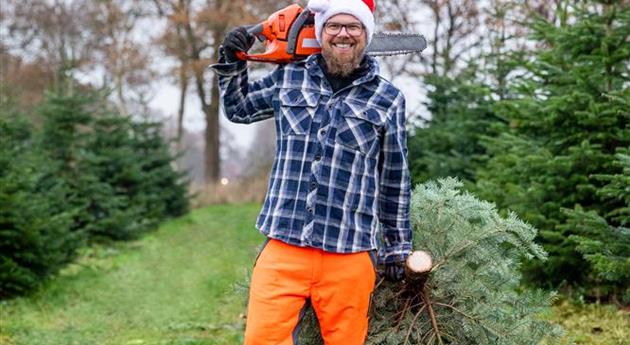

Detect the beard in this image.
[321,37,366,77]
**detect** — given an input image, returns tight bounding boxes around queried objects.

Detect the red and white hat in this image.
[307,0,376,45]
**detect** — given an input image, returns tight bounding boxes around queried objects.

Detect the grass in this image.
[540,300,629,345]
[2,203,629,344]
[1,203,265,345]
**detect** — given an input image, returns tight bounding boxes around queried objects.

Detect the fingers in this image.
[384,262,406,282]
[245,28,256,46]
[227,27,254,52]
[238,26,255,49]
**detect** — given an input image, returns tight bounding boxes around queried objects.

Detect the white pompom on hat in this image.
[307,0,376,45]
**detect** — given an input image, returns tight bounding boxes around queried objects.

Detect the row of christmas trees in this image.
[1,89,190,298]
[407,0,629,301]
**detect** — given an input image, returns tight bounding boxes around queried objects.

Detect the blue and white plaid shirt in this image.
[210,54,411,263]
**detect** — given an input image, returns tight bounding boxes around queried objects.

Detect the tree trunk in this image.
[204,73,221,184]
[176,63,188,155]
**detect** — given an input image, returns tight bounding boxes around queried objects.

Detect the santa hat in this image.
[307,0,376,45]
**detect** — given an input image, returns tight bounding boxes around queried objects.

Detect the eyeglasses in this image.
[323,22,364,36]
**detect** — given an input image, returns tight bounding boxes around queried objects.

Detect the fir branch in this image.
[433,228,504,271]
[403,304,426,345]
[434,301,509,339]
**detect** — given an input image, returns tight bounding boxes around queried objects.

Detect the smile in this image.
[331,42,355,53]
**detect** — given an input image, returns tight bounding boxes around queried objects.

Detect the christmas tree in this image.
[407,67,498,187]
[0,110,78,298]
[565,147,630,303]
[295,178,561,344]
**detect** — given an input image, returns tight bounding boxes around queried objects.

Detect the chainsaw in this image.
[235,4,426,64]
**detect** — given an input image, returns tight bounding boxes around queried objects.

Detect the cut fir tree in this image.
[295,178,562,344]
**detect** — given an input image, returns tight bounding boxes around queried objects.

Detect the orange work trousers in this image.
[243,238,377,345]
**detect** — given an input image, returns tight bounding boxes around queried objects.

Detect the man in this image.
[209,0,411,343]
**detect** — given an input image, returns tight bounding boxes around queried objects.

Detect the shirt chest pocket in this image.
[278,88,320,136]
[334,101,385,156]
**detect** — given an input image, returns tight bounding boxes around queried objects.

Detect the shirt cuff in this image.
[208,60,247,76]
[379,241,412,264]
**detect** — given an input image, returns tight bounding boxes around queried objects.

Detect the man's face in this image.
[321,13,367,77]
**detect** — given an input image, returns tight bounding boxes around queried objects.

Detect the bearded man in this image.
[210,0,411,343]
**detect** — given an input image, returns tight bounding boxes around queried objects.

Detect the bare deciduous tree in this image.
[2,0,155,116]
[151,0,278,184]
[2,0,96,91]
[86,0,156,116]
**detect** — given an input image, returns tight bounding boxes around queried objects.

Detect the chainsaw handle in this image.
[247,23,264,37]
[234,24,265,61]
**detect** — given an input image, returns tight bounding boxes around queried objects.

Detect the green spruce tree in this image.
[79,114,151,240]
[565,147,630,303]
[408,67,499,186]
[0,113,78,298]
[129,120,189,219]
[40,90,189,242]
[39,91,98,238]
[475,0,630,293]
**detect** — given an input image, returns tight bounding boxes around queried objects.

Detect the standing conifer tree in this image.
[39,90,189,243]
[0,112,78,298]
[475,0,629,294]
[80,114,153,240]
[39,91,97,239]
[407,67,498,186]
[565,147,630,303]
[130,120,190,219]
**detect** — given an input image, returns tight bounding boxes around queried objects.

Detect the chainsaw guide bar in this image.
[366,33,427,57]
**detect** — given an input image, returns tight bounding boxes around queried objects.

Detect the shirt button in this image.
[314,154,321,161]
[311,181,317,189]
[320,129,326,136]
[307,207,314,213]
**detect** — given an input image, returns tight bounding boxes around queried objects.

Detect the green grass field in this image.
[1,203,265,345]
[1,204,628,344]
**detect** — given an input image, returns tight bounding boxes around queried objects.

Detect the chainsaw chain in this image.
[367,50,423,57]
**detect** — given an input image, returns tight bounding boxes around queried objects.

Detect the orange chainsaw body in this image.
[235,4,321,63]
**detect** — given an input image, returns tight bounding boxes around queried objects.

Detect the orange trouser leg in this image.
[243,239,376,345]
[243,239,311,345]
[312,250,376,345]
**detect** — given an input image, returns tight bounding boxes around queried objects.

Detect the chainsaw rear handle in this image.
[232,24,264,61]
[234,24,263,61]
[247,23,264,39]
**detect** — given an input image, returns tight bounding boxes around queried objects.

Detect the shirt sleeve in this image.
[377,92,412,264]
[208,52,281,124]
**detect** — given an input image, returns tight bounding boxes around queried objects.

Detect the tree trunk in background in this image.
[201,26,223,184]
[176,63,188,155]
[204,71,221,183]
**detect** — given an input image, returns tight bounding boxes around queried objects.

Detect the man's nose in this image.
[337,26,351,37]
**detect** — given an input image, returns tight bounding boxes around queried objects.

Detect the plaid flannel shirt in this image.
[209,54,411,263]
